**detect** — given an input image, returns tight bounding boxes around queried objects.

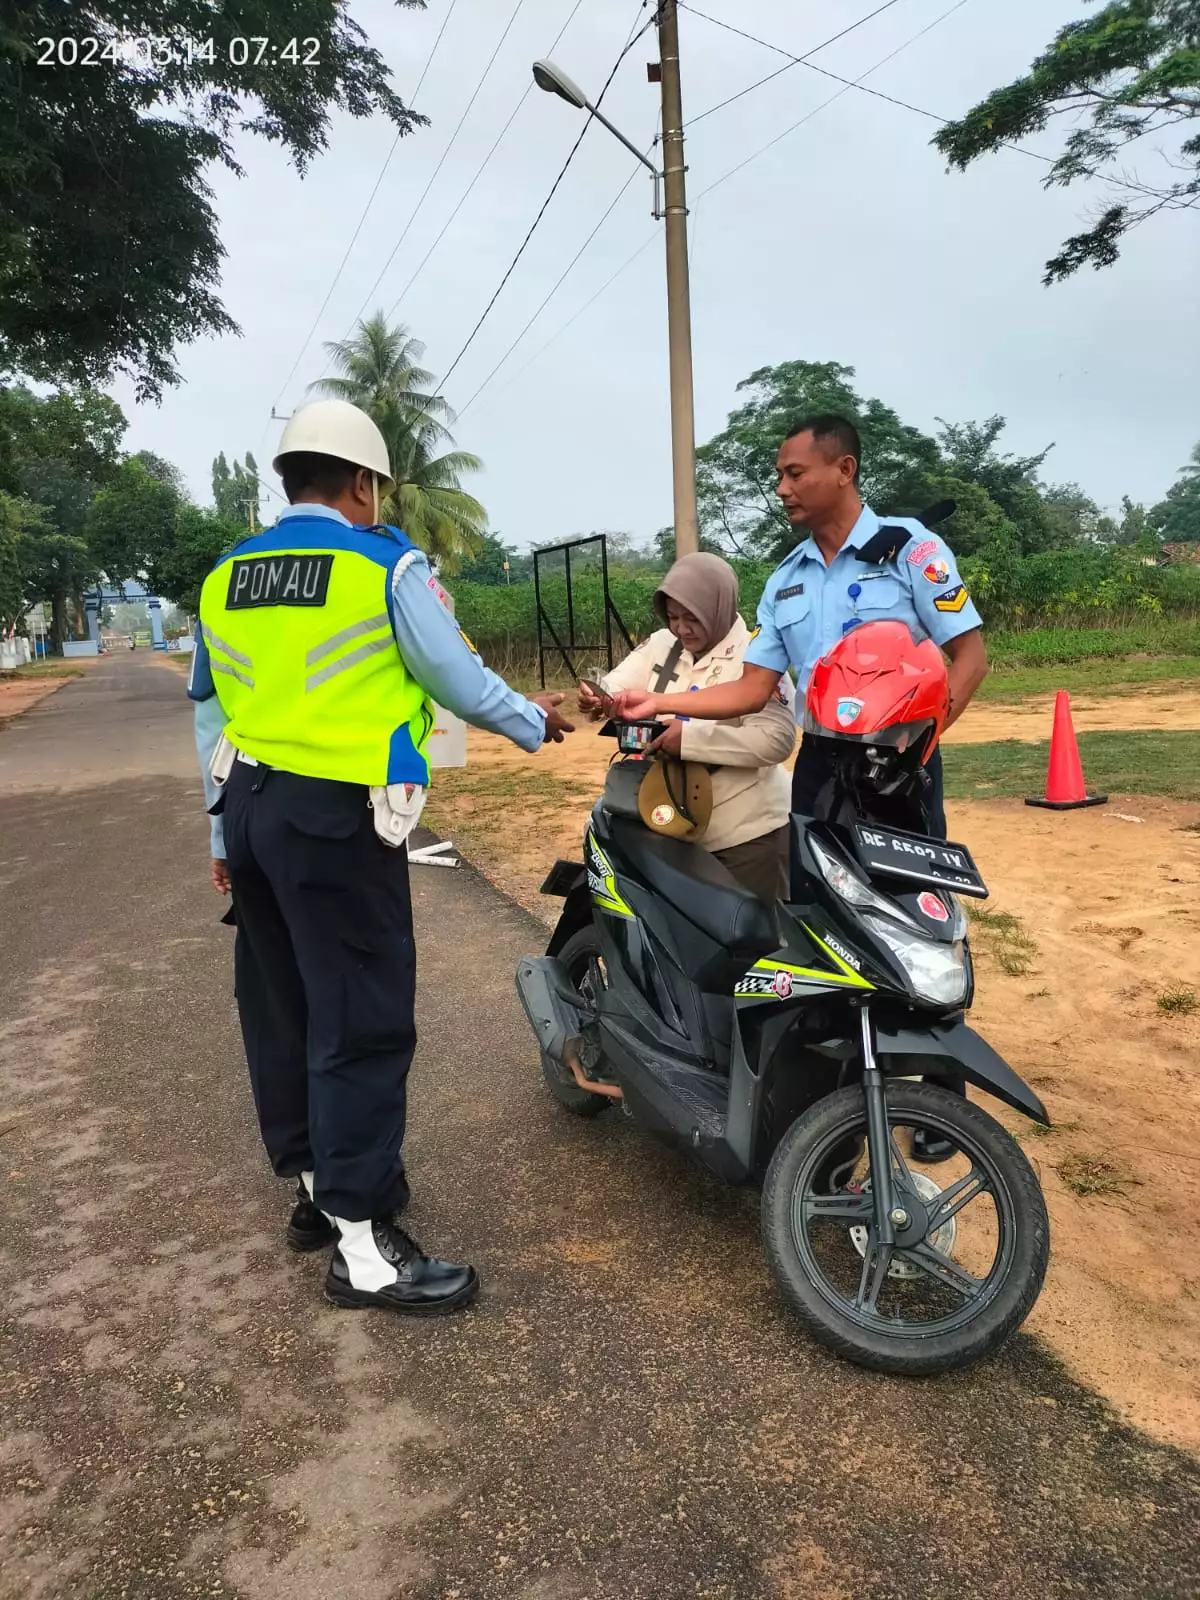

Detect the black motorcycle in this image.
[516,725,1050,1375]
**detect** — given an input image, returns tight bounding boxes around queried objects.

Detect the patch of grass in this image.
[943,730,1200,802]
[1027,987,1051,999]
[966,904,1038,977]
[0,662,84,682]
[1056,1152,1139,1199]
[1156,984,1198,1017]
[1022,1118,1080,1141]
[431,768,593,804]
[1179,821,1200,833]
[987,619,1200,669]
[978,655,1200,703]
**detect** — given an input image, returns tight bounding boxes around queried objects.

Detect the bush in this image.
[448,542,1200,676]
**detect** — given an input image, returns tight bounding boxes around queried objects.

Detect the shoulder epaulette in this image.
[859,524,912,566]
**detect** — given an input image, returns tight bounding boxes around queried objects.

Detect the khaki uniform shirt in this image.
[602,618,796,854]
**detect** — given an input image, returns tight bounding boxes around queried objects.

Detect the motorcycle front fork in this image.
[859,1006,900,1247]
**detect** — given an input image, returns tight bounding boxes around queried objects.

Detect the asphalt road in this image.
[0,654,1197,1600]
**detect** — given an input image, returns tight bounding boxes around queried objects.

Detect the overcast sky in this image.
[113,0,1200,549]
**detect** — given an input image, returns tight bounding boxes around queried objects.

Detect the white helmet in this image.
[273,399,394,488]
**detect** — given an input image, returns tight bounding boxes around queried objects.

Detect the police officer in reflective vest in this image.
[610,413,989,1159]
[190,400,573,1315]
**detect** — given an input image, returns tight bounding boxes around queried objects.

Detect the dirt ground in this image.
[953,684,1200,742]
[427,701,1200,1455]
[0,667,87,721]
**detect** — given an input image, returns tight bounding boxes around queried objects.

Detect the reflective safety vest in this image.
[198,517,435,786]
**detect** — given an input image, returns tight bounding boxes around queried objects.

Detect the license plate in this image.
[851,823,988,898]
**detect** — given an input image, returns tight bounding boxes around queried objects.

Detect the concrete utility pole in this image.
[657,1,699,557]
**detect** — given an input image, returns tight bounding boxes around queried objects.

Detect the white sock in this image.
[302,1171,338,1231]
[333,1218,400,1293]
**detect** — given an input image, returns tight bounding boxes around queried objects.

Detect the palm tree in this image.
[310,314,486,573]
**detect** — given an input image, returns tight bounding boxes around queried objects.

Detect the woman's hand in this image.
[610,688,661,721]
[646,720,684,759]
[577,683,611,721]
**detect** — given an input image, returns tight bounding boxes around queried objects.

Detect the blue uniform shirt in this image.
[743,505,982,704]
[191,502,546,858]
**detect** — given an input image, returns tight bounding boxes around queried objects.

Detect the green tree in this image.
[696,361,943,560]
[87,458,182,584]
[312,313,487,573]
[931,417,1057,552]
[457,533,514,586]
[1150,441,1200,540]
[1041,482,1104,545]
[0,492,32,634]
[18,524,99,647]
[2,2,428,397]
[212,450,260,528]
[0,385,126,497]
[934,2,1200,282]
[155,505,244,614]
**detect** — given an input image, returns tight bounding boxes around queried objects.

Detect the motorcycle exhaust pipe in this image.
[564,1045,623,1100]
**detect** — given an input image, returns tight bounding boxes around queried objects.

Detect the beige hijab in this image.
[653,553,740,657]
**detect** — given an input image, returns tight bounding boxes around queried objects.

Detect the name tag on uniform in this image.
[226,554,333,609]
[777,584,805,601]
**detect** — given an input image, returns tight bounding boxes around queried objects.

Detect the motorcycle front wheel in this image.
[762,1081,1049,1375]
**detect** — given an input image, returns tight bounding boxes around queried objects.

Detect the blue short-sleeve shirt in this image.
[743,505,982,704]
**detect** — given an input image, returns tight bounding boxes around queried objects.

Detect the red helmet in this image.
[804,620,949,768]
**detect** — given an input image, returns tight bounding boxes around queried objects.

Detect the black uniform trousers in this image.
[222,761,415,1223]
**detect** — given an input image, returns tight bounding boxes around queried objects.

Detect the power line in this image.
[691,0,973,201]
[686,0,906,127]
[474,0,972,401]
[268,0,463,415]
[339,0,533,346]
[383,0,591,323]
[458,148,653,418]
[681,1,1174,205]
[490,230,660,400]
[410,5,656,421]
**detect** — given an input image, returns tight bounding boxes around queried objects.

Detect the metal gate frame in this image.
[533,533,635,689]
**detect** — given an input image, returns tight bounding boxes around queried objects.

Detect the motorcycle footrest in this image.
[516,956,584,1065]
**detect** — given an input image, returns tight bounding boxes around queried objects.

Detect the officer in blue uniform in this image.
[190,400,574,1315]
[747,414,987,834]
[612,413,989,1161]
[614,413,988,833]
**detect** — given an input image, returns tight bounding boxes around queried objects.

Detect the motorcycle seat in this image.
[608,817,779,959]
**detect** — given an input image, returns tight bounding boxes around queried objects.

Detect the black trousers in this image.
[791,738,946,840]
[222,762,416,1222]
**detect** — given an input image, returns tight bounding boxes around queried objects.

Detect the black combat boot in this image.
[324,1218,479,1316]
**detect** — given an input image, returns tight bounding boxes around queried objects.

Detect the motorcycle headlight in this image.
[863,914,969,1006]
[809,836,919,931]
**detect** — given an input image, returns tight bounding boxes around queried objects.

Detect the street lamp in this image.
[532,16,699,557]
[532,60,661,191]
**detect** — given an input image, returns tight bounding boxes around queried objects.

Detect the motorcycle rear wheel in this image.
[762,1081,1049,1375]
[539,927,613,1118]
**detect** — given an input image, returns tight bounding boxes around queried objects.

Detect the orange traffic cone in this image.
[1025,691,1108,810]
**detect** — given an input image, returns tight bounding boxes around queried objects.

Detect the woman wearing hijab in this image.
[578,553,797,903]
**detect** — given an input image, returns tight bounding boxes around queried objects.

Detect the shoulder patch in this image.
[934,584,970,614]
[921,559,951,585]
[906,538,939,566]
